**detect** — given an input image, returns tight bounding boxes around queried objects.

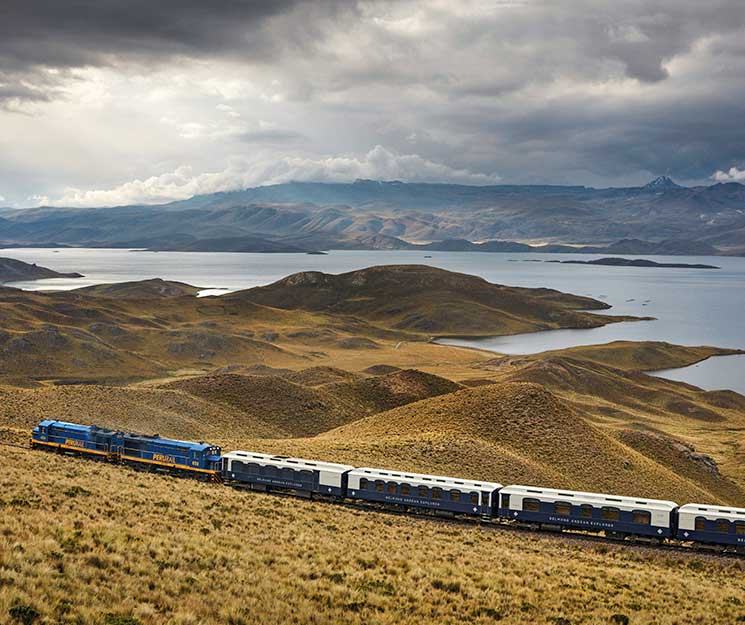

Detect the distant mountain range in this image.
[1,178,743,255]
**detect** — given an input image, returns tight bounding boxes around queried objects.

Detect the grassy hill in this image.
[160,369,461,437]
[250,381,742,506]
[232,265,642,336]
[75,278,203,298]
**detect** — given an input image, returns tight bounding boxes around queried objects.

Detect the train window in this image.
[360,478,368,490]
[695,517,706,531]
[418,486,429,498]
[375,481,385,493]
[400,484,410,496]
[580,505,593,518]
[523,498,540,513]
[432,488,443,500]
[554,502,571,516]
[450,490,461,502]
[601,507,620,521]
[470,492,479,505]
[632,510,651,525]
[735,522,745,535]
[387,482,397,494]
[716,519,730,533]
[500,493,510,508]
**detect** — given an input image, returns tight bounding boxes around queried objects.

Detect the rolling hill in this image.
[255,381,743,506]
[232,265,641,336]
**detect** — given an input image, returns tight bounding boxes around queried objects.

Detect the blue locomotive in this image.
[32,419,222,477]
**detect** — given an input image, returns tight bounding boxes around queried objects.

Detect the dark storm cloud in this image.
[0,0,338,66]
[0,0,354,106]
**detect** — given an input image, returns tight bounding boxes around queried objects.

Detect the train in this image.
[31,419,745,553]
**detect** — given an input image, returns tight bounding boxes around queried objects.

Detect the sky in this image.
[1,0,745,208]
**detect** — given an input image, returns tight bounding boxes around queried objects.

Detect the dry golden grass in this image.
[3,446,745,625]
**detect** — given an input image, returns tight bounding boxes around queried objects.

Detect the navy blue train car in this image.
[498,485,678,538]
[346,467,502,516]
[31,420,116,457]
[677,504,745,550]
[221,451,353,497]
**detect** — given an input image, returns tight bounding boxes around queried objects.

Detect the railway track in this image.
[4,439,743,561]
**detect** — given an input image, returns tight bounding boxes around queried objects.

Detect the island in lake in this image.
[546,257,719,269]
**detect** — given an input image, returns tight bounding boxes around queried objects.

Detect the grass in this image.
[2,446,745,625]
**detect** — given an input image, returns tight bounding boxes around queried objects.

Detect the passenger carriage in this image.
[676,503,745,550]
[346,467,501,516]
[221,451,353,497]
[498,485,678,538]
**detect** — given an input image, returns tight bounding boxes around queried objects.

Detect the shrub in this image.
[102,614,142,625]
[431,579,462,593]
[610,615,630,625]
[9,605,41,625]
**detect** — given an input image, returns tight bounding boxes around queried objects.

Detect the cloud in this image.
[2,1,745,200]
[712,167,745,182]
[51,146,500,207]
[237,128,307,144]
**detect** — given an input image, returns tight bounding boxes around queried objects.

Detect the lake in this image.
[2,247,744,393]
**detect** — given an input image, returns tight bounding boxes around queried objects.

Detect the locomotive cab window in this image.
[716,519,730,533]
[580,505,593,518]
[632,510,651,525]
[695,517,706,531]
[554,502,571,516]
[523,498,540,513]
[601,507,620,521]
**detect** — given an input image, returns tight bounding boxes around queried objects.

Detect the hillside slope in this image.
[4,445,744,625]
[159,368,461,437]
[252,381,744,506]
